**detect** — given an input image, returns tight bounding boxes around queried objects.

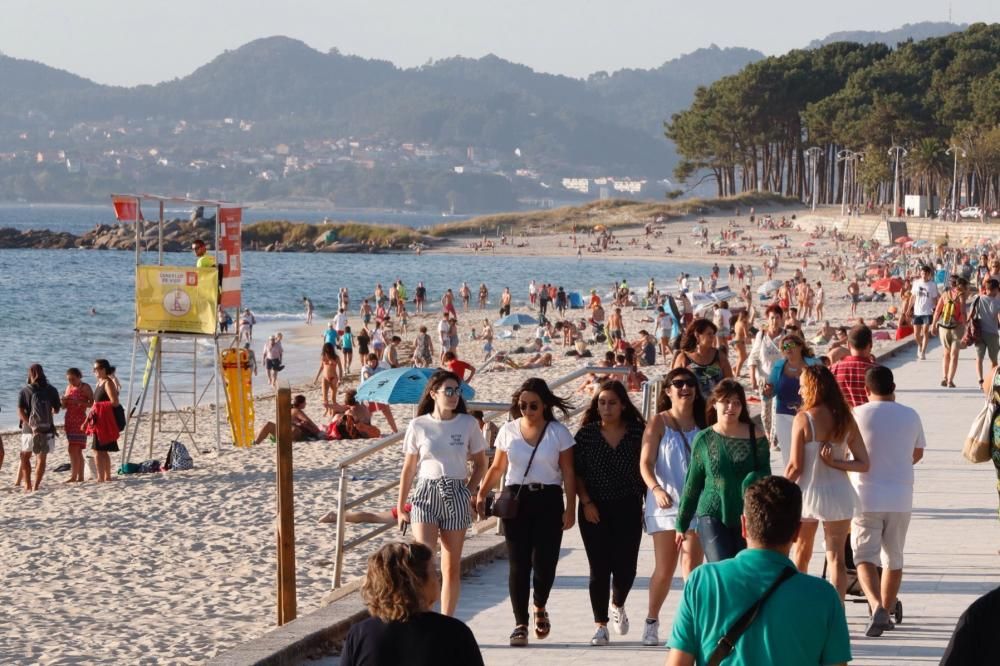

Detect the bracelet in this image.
[650,484,663,492]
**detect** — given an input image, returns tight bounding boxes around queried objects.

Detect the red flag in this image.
[112,196,143,221]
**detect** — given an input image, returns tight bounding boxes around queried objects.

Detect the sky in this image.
[1,0,999,86]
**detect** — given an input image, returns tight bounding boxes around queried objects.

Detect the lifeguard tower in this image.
[110,194,253,466]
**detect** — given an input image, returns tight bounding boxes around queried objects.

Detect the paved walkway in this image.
[330,343,1000,664]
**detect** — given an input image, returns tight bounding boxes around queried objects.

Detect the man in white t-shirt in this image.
[910,265,939,360]
[850,366,926,637]
[333,308,349,336]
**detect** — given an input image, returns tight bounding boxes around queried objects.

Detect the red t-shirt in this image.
[832,354,876,407]
[447,359,475,381]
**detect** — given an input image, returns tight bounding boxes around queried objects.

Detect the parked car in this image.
[960,206,983,219]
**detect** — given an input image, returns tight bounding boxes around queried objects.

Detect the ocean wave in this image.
[248,312,308,322]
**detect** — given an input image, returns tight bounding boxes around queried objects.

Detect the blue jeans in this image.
[697,516,746,562]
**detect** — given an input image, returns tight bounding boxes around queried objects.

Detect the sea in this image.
[0,204,706,430]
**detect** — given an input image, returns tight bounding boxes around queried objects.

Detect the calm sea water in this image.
[0,203,466,235]
[0,205,704,429]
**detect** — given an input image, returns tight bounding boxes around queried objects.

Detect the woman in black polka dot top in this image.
[573,379,646,646]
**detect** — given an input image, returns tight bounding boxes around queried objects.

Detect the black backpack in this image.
[28,385,55,434]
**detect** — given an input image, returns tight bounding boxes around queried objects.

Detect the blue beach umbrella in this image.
[495,313,539,327]
[355,366,475,404]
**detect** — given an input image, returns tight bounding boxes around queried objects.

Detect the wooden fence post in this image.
[276,387,297,625]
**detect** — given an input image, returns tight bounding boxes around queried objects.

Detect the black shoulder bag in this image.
[488,420,551,519]
[707,566,797,666]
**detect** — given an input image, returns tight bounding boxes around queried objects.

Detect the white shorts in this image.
[21,433,53,454]
[644,513,695,534]
[852,511,911,570]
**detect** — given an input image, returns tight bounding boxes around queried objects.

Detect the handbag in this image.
[963,393,994,463]
[961,296,981,348]
[707,566,797,666]
[488,420,550,519]
[113,404,127,431]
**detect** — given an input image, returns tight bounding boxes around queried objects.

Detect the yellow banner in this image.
[221,348,255,448]
[136,266,218,334]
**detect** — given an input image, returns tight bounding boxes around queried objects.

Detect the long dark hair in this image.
[94,358,116,375]
[680,319,718,352]
[27,363,48,386]
[321,342,339,359]
[657,367,708,429]
[706,378,753,427]
[800,365,855,441]
[415,370,468,416]
[509,377,571,422]
[580,379,645,428]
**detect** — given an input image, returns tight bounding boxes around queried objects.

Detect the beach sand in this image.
[0,203,909,663]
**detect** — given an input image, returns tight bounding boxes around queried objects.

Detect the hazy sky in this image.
[2,0,998,86]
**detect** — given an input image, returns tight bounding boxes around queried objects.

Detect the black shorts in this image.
[265,358,282,371]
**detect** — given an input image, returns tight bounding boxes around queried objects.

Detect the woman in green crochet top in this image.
[675,378,771,561]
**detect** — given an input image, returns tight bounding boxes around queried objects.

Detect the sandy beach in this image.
[0,203,920,663]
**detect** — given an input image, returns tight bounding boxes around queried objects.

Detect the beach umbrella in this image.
[355,366,476,404]
[757,279,782,295]
[760,244,774,251]
[495,312,539,327]
[872,277,904,294]
[913,239,929,247]
[709,288,738,302]
[894,236,912,244]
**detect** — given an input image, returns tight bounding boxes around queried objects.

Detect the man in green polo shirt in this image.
[192,239,216,269]
[667,476,851,666]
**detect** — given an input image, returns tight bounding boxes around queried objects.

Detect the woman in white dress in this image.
[784,365,870,600]
[748,304,785,448]
[638,367,706,647]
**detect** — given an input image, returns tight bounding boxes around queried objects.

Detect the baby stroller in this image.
[822,539,903,624]
[589,320,607,343]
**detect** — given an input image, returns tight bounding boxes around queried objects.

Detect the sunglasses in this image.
[439,386,461,398]
[518,401,541,412]
[669,379,698,390]
[781,341,800,351]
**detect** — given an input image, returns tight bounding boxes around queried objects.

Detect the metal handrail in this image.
[330,365,632,587]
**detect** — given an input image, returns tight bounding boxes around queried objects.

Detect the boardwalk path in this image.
[332,343,1000,665]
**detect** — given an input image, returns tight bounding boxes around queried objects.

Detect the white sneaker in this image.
[591,625,610,646]
[642,619,660,646]
[919,351,926,360]
[610,605,629,635]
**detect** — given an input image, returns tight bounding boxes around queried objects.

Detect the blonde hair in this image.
[361,542,433,622]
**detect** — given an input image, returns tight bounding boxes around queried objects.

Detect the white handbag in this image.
[963,395,994,464]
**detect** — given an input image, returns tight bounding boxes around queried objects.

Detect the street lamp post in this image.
[837,149,854,216]
[888,145,908,218]
[805,147,822,212]
[945,145,966,220]
[852,152,865,215]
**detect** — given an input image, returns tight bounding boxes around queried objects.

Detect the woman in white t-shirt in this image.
[398,370,488,616]
[475,378,577,647]
[638,367,707,646]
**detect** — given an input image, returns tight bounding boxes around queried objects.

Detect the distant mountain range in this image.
[807,21,967,49]
[0,20,978,205]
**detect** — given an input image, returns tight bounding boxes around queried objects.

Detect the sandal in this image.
[534,608,551,639]
[510,625,529,647]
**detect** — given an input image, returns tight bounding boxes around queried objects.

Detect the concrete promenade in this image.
[329,342,1000,665]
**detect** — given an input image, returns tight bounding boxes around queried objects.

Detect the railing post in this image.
[275,387,297,625]
[333,468,349,588]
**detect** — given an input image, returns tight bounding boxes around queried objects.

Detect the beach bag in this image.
[113,404,127,431]
[963,397,994,464]
[962,296,981,348]
[27,385,55,434]
[165,440,194,471]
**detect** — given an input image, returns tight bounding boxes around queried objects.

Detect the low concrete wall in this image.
[208,521,506,666]
[797,213,999,246]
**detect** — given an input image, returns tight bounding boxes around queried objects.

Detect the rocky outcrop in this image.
[0,227,79,249]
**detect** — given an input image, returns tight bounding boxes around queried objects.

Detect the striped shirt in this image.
[832,355,876,407]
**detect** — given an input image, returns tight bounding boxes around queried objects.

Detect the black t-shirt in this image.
[415,286,426,299]
[340,613,483,666]
[940,586,1000,665]
[572,420,646,503]
[18,382,61,434]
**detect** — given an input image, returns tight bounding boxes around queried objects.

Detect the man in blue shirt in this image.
[667,476,851,666]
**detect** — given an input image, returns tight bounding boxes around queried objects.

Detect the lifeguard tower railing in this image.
[330,365,638,588]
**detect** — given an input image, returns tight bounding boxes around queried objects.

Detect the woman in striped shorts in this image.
[397,370,488,616]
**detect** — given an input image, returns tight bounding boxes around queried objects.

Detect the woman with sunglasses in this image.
[475,378,576,647]
[785,366,869,598]
[397,370,488,617]
[763,331,821,469]
[573,380,646,646]
[639,368,707,646]
[675,379,770,561]
[749,304,785,448]
[671,319,733,399]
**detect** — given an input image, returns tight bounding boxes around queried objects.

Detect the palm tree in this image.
[905,138,947,202]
